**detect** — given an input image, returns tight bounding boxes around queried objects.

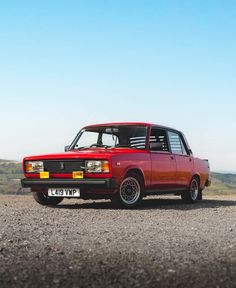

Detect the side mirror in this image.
[188,149,193,154]
[150,142,163,151]
[64,145,70,152]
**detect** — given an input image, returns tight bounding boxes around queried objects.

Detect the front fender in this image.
[121,165,147,186]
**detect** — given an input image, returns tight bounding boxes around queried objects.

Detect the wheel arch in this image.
[191,173,200,187]
[123,167,145,187]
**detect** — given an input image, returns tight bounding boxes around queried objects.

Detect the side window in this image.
[150,129,169,151]
[168,131,188,155]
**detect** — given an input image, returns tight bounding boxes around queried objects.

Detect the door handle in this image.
[170,156,174,160]
[189,158,192,162]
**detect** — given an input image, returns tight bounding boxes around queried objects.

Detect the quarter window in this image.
[168,131,188,155]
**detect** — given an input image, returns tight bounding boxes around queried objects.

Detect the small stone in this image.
[229,228,233,232]
[22,240,30,246]
[167,269,175,273]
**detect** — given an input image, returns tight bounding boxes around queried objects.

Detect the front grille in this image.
[44,160,84,174]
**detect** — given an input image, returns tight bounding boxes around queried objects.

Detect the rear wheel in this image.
[197,189,203,200]
[111,172,144,208]
[33,191,63,206]
[181,177,200,203]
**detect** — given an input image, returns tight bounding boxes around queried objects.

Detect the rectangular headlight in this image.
[25,161,44,173]
[85,160,109,173]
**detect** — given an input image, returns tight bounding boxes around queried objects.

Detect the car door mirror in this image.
[150,142,163,151]
[64,145,70,152]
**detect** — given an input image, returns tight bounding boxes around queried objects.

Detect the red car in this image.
[21,122,211,208]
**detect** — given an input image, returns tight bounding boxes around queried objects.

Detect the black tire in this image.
[33,191,64,206]
[197,189,203,200]
[181,177,200,204]
[111,172,144,208]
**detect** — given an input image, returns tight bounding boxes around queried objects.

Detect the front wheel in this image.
[181,177,200,203]
[33,191,64,206]
[111,172,144,208]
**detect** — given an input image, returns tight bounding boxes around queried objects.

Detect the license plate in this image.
[48,188,80,197]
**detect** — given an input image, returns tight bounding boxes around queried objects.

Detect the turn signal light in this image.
[101,161,110,173]
[26,162,33,172]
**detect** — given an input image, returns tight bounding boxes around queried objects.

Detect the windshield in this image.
[71,125,148,150]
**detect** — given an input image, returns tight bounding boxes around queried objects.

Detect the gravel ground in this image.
[0,194,235,288]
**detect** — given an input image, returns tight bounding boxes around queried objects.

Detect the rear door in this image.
[167,130,193,189]
[150,128,177,191]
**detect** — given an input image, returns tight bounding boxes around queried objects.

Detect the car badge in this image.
[60,162,65,170]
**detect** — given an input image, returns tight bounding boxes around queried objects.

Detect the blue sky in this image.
[0,0,235,171]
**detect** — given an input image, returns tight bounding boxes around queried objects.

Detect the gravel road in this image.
[0,195,235,288]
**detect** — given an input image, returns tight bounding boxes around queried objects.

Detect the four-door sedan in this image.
[21,122,211,208]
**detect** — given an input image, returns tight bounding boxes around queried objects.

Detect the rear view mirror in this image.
[64,145,70,152]
[105,128,119,134]
[150,142,163,151]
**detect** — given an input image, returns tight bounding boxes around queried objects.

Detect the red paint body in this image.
[22,122,210,198]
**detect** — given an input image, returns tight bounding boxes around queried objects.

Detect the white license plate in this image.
[48,188,80,197]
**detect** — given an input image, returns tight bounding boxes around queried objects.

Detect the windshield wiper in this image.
[115,145,142,149]
[76,145,112,150]
[76,146,90,150]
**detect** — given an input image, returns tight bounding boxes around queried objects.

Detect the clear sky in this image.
[0,0,235,172]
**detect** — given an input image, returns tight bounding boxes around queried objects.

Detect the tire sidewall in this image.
[189,178,199,202]
[181,177,200,203]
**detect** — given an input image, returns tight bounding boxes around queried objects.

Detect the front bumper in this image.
[21,178,118,190]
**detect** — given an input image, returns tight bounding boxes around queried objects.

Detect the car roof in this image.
[84,122,152,128]
[83,122,181,133]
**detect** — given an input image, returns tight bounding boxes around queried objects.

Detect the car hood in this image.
[23,148,147,161]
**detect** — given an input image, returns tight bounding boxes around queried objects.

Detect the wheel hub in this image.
[120,177,141,205]
[190,179,199,201]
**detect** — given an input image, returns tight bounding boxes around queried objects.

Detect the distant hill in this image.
[0,160,24,194]
[211,172,236,187]
[205,172,236,195]
[0,160,22,176]
[0,159,19,163]
[0,159,235,195]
